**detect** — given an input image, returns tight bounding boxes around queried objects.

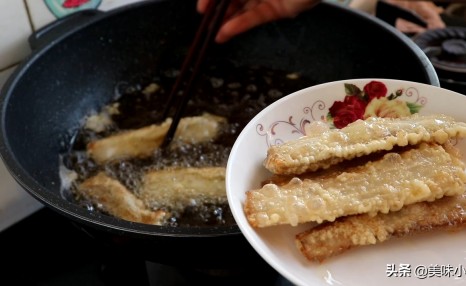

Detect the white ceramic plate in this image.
[226,79,466,286]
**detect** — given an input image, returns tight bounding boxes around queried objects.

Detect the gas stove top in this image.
[414,28,466,72]
[412,26,466,94]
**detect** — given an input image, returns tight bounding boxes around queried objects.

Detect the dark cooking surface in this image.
[0,207,291,285]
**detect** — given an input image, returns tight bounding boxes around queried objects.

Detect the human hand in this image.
[386,0,445,34]
[197,0,321,43]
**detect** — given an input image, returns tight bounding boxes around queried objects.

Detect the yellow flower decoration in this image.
[363,98,411,119]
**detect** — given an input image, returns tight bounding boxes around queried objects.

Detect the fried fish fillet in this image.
[77,172,167,225]
[140,167,226,212]
[244,143,466,227]
[296,192,466,262]
[264,114,466,175]
[87,113,226,164]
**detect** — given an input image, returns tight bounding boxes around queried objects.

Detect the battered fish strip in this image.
[87,113,226,164]
[264,114,466,175]
[244,143,466,227]
[140,167,226,212]
[77,172,167,225]
[296,192,466,262]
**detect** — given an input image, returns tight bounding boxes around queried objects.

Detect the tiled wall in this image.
[0,0,145,75]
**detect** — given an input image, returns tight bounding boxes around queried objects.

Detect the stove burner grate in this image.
[413,27,466,74]
[413,27,466,94]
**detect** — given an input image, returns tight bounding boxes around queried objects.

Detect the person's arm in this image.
[384,0,445,34]
[197,0,321,43]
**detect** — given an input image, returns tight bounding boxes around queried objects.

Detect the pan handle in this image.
[29,9,103,51]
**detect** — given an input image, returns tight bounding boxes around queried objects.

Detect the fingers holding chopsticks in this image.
[197,0,321,43]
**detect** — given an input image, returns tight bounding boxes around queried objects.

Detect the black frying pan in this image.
[0,0,438,268]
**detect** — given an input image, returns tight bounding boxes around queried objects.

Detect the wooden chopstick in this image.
[161,0,231,148]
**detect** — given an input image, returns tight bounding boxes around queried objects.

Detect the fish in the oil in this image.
[77,172,167,225]
[87,113,226,164]
[140,167,226,212]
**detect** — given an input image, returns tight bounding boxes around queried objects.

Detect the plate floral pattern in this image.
[257,80,427,147]
[327,81,424,129]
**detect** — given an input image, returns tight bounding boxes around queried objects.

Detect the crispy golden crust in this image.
[140,167,226,212]
[244,143,466,227]
[87,113,226,164]
[296,193,466,263]
[264,114,466,175]
[77,172,167,225]
[87,119,171,164]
